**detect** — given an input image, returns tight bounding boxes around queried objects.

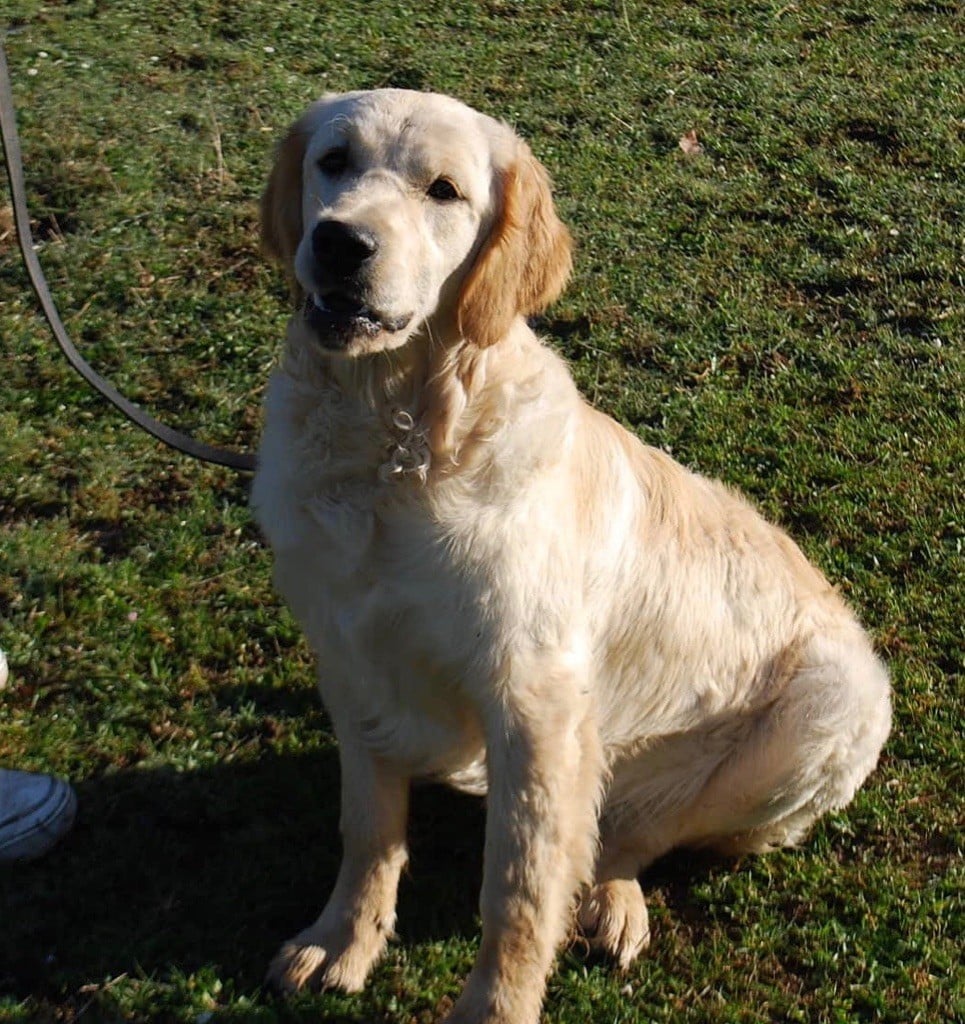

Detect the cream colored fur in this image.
[252,89,891,1024]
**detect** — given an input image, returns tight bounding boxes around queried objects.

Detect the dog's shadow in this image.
[1,675,731,1014]
[0,692,484,1009]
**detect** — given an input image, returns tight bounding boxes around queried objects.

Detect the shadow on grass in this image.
[0,750,484,1005]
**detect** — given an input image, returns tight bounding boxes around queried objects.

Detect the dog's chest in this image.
[281,485,489,779]
[253,378,491,776]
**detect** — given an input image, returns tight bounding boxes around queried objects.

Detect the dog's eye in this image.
[317,148,348,176]
[427,177,459,202]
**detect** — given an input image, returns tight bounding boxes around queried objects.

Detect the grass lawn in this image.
[1,1,961,1021]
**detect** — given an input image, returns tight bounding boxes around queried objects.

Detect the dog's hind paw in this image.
[577,878,650,970]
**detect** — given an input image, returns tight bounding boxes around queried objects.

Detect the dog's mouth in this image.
[303,292,412,350]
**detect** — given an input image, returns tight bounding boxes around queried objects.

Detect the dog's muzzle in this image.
[304,219,411,349]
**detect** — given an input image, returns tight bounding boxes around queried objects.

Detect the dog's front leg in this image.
[268,731,409,993]
[446,667,603,1024]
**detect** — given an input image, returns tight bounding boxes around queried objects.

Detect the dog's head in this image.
[261,90,572,358]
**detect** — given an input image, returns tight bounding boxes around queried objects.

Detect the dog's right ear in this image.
[260,114,313,299]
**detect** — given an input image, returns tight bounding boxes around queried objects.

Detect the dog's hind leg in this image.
[579,632,890,970]
[606,633,890,869]
[689,633,891,856]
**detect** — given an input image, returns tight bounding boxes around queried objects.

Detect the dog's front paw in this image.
[577,878,650,970]
[267,921,387,994]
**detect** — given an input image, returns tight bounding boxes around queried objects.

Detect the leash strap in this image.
[0,41,257,472]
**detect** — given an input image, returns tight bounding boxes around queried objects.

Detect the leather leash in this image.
[0,40,257,472]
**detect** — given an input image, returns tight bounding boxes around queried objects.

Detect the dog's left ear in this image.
[260,115,312,299]
[457,144,573,348]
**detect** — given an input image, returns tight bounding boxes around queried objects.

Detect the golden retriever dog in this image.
[252,89,891,1024]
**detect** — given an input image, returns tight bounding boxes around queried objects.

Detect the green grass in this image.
[1,1,962,1021]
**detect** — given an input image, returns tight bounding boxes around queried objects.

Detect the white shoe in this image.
[0,768,77,862]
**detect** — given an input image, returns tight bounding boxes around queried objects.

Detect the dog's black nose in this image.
[312,220,378,280]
